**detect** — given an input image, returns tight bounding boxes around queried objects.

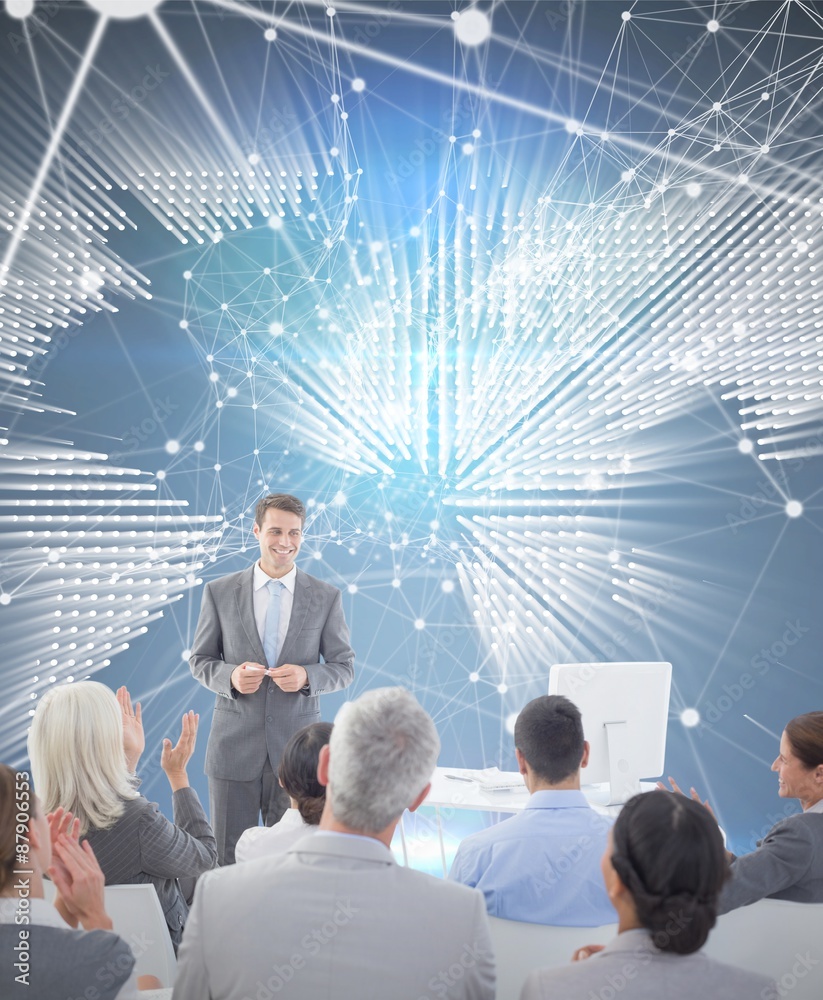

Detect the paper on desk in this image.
[473,767,527,792]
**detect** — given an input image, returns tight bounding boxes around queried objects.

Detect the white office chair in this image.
[488,916,618,1000]
[102,884,177,987]
[41,880,177,987]
[702,898,823,1000]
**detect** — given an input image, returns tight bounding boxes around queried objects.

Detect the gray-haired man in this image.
[172,688,496,1000]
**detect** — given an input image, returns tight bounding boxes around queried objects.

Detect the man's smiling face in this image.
[253,507,303,577]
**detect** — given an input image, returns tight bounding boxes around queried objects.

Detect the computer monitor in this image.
[548,661,672,806]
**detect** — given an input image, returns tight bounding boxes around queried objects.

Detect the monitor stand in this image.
[604,720,641,806]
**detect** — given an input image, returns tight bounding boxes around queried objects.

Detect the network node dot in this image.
[786,500,803,519]
[680,708,700,728]
[86,0,160,17]
[5,0,34,17]
[454,8,491,46]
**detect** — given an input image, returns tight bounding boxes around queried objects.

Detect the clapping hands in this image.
[116,685,145,772]
[161,710,199,792]
[656,776,716,818]
[45,807,110,931]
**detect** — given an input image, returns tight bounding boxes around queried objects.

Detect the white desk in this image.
[407,767,656,876]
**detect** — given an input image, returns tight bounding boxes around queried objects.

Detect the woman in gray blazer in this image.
[520,792,774,1000]
[664,711,823,912]
[719,711,823,911]
[28,682,218,951]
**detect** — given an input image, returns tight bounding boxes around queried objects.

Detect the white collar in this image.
[278,807,311,829]
[806,799,823,815]
[0,896,69,927]
[253,561,297,594]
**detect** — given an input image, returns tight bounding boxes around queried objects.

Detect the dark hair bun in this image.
[611,792,727,955]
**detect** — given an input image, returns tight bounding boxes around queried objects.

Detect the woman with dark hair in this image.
[520,791,774,1000]
[235,722,332,863]
[716,710,823,911]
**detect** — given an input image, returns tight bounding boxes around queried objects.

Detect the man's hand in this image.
[161,711,199,791]
[230,662,267,694]
[268,663,309,693]
[48,836,111,931]
[116,685,145,772]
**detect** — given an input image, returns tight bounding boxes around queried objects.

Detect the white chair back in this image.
[488,916,618,1000]
[702,899,823,1000]
[491,901,823,1000]
[42,880,177,987]
[102,884,177,987]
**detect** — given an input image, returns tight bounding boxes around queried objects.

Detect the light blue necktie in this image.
[263,579,283,668]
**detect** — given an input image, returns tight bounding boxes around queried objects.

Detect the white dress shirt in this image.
[252,562,296,663]
[807,800,823,814]
[234,808,314,863]
[0,896,138,999]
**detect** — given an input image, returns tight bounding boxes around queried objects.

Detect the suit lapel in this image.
[235,566,267,665]
[278,568,311,666]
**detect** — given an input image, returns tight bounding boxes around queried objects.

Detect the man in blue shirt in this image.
[449,695,616,926]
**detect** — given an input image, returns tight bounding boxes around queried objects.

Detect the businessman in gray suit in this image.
[189,493,354,864]
[172,688,495,1000]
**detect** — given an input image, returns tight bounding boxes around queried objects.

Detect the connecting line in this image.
[209,0,806,200]
[148,10,249,166]
[1,15,108,280]
[743,714,781,741]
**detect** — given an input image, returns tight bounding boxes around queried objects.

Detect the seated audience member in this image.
[667,710,823,912]
[172,687,495,1000]
[450,694,615,925]
[0,762,163,998]
[235,722,331,863]
[28,682,218,951]
[520,791,775,1000]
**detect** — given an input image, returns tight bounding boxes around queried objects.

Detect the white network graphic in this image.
[1,0,822,785]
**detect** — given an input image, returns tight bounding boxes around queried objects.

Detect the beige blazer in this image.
[172,831,495,999]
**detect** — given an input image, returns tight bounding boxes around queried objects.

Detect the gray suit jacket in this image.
[84,788,218,951]
[172,831,495,1000]
[519,928,774,1000]
[189,565,354,781]
[719,812,823,912]
[0,924,134,1000]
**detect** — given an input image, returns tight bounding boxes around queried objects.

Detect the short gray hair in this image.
[328,687,440,833]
